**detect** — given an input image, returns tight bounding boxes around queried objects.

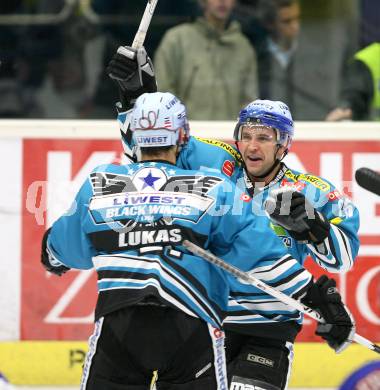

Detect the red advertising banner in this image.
[21,139,380,341]
[21,140,123,340]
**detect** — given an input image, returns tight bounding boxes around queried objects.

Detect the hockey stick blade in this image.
[132,0,159,49]
[355,167,380,197]
[183,240,380,354]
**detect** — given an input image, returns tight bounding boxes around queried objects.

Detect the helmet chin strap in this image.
[236,142,288,183]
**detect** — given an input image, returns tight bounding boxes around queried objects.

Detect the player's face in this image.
[238,126,285,179]
[204,0,236,22]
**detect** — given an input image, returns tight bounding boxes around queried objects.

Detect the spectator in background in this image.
[0,49,25,118]
[0,0,44,117]
[256,0,357,120]
[326,42,380,121]
[254,0,300,101]
[234,0,268,50]
[0,0,81,118]
[154,0,258,120]
[359,0,380,48]
[82,0,196,118]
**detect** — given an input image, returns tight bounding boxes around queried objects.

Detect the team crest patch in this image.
[88,167,224,253]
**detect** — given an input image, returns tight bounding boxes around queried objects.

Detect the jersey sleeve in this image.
[304,178,360,273]
[47,177,97,270]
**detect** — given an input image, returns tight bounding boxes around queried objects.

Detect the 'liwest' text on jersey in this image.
[113,195,186,206]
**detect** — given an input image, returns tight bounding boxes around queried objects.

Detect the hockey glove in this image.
[106,46,157,110]
[301,275,355,353]
[264,188,330,244]
[41,228,70,276]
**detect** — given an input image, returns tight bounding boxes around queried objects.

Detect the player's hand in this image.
[264,188,330,243]
[107,46,157,109]
[325,107,352,121]
[41,228,70,276]
[301,275,355,353]
[42,257,70,276]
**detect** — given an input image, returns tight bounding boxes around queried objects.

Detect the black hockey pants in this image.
[80,305,226,390]
[226,331,294,390]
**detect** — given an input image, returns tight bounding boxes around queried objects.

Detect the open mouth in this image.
[247,156,263,162]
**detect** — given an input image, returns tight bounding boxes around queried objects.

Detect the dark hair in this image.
[140,146,174,155]
[258,0,299,25]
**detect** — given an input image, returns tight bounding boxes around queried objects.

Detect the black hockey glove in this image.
[41,228,70,276]
[106,46,157,110]
[301,275,355,353]
[264,188,330,244]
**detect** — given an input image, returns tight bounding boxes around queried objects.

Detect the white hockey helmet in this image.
[130,92,190,149]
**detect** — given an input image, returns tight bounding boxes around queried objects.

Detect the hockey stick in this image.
[132,0,159,49]
[183,240,380,354]
[113,0,158,108]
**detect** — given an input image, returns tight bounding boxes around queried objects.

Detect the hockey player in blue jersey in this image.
[41,91,338,390]
[203,103,358,389]
[104,48,358,389]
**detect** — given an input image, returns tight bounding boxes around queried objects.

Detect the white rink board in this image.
[0,119,380,140]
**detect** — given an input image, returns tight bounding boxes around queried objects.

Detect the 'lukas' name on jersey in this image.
[119,227,182,248]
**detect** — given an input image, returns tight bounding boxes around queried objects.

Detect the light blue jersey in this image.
[178,136,360,326]
[117,112,359,328]
[178,136,360,273]
[47,161,312,329]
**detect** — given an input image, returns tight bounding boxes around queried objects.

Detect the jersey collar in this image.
[244,163,288,197]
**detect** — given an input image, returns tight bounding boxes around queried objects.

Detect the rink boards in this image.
[0,120,379,386]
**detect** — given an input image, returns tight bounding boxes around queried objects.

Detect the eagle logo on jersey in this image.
[90,168,222,197]
[88,167,223,226]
